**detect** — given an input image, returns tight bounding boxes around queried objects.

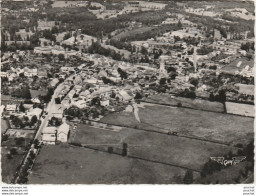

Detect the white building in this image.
[57,122,70,142]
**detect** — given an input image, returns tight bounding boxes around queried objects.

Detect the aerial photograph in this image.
[0,0,254,184]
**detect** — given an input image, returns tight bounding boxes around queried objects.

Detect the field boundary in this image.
[69,143,201,173]
[140,99,254,118]
[80,119,235,147]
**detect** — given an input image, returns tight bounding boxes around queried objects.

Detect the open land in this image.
[100,104,253,146]
[28,144,188,184]
[70,123,237,171]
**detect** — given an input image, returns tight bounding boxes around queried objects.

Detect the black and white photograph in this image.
[0,0,254,186]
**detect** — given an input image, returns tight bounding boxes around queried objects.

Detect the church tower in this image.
[192,46,198,73]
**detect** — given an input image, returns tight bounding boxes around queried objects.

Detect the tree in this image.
[19,102,25,112]
[19,73,25,78]
[183,170,193,184]
[31,115,38,124]
[177,20,182,28]
[55,97,61,104]
[10,148,17,155]
[122,143,128,156]
[15,137,25,146]
[160,78,166,85]
[58,54,65,61]
[141,46,148,55]
[135,92,143,99]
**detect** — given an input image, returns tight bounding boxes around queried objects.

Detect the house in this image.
[214,29,222,40]
[50,78,59,88]
[23,104,34,111]
[51,105,64,119]
[42,126,57,144]
[117,90,133,102]
[37,20,55,31]
[27,108,42,119]
[1,72,7,77]
[57,122,70,142]
[5,104,17,113]
[71,100,87,109]
[38,69,48,78]
[42,134,56,144]
[100,99,110,107]
[23,67,38,77]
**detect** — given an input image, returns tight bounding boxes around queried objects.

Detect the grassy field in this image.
[225,102,254,117]
[1,147,24,184]
[1,119,9,134]
[221,57,254,74]
[71,124,236,171]
[1,137,31,183]
[100,104,253,146]
[143,94,224,113]
[114,27,153,40]
[28,144,188,184]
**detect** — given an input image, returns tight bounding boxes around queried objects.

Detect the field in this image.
[71,124,236,171]
[1,137,30,183]
[114,27,153,40]
[28,144,188,184]
[101,43,131,59]
[1,147,24,184]
[1,119,9,134]
[234,84,254,96]
[1,95,24,106]
[100,104,253,146]
[221,57,254,74]
[143,94,224,113]
[225,102,254,117]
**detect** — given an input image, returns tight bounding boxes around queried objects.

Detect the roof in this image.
[58,122,70,135]
[28,108,42,116]
[51,105,64,114]
[43,127,57,134]
[23,104,33,110]
[6,105,16,110]
[118,90,133,101]
[42,134,56,142]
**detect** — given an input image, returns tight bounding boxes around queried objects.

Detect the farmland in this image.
[100,104,253,146]
[220,57,254,74]
[225,102,254,117]
[1,138,30,183]
[71,124,236,171]
[113,27,154,40]
[28,144,188,184]
[143,94,225,113]
[1,148,24,184]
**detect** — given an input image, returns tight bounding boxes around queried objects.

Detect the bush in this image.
[108,147,113,153]
[6,154,12,159]
[201,160,222,177]
[10,148,18,155]
[183,170,194,184]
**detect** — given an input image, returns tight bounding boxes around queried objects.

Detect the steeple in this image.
[193,46,197,73]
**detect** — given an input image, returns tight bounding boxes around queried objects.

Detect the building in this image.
[37,20,56,31]
[26,108,42,120]
[57,122,70,142]
[42,126,57,144]
[214,29,222,40]
[5,104,17,113]
[51,105,64,119]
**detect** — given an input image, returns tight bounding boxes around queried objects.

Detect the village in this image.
[1,0,255,185]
